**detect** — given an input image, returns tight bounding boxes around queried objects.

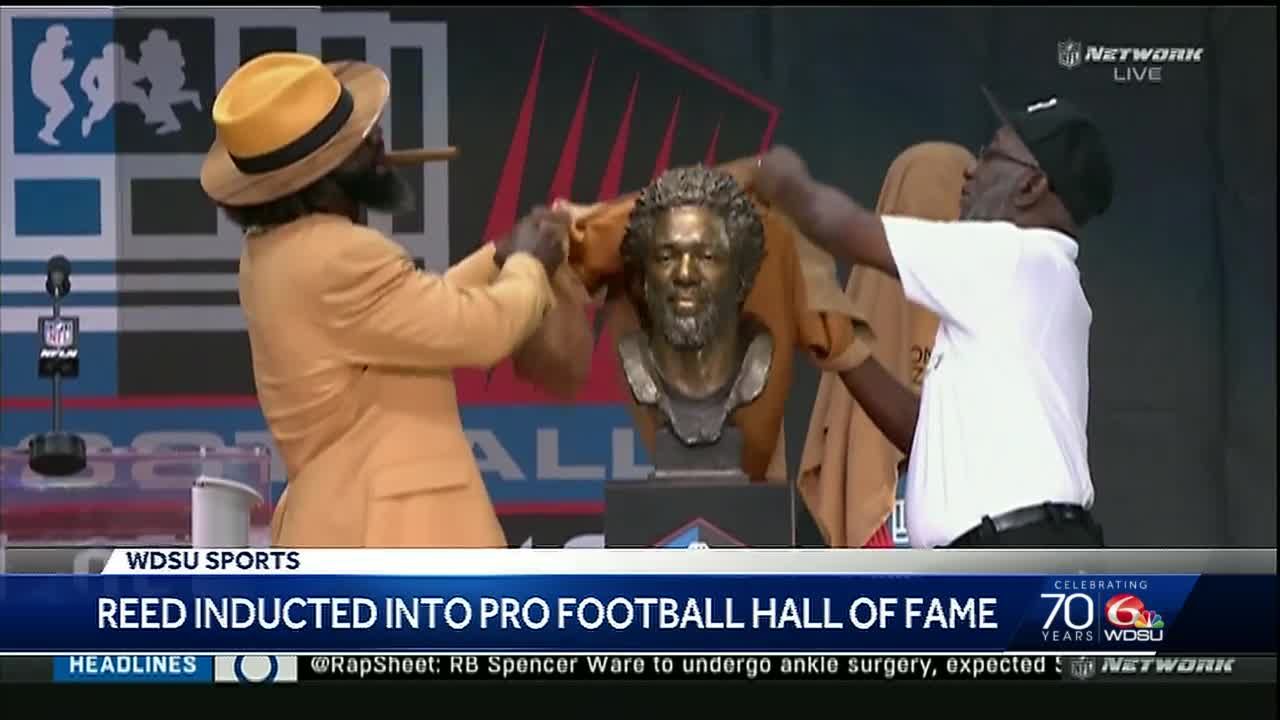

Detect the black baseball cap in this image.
[982,86,1114,227]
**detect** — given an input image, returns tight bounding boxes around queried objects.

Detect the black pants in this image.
[945,503,1105,548]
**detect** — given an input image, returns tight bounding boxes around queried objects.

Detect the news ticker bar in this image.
[0,655,1273,684]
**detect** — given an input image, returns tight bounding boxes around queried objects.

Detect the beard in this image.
[961,175,1023,222]
[339,163,416,215]
[961,193,1015,222]
[648,285,737,351]
[960,200,990,221]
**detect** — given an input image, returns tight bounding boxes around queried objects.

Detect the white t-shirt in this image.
[881,216,1095,548]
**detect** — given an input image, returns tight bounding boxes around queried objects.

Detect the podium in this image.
[0,446,272,573]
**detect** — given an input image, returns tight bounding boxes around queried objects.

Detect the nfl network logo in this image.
[40,317,77,348]
[1058,39,1083,70]
[1067,656,1097,681]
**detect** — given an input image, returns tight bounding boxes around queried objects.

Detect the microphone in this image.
[45,255,71,299]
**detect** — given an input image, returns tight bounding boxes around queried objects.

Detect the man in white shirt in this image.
[755,88,1114,547]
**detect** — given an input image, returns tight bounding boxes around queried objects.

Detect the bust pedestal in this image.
[650,425,749,484]
[604,425,793,548]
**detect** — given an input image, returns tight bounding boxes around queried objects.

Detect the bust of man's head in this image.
[621,166,765,352]
[616,166,773,454]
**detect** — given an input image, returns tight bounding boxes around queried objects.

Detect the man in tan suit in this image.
[200,52,580,548]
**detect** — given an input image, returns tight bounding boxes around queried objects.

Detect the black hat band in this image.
[229,88,355,175]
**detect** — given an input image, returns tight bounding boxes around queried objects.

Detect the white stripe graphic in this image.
[9,650,1158,658]
[1,274,239,293]
[100,548,1275,576]
[2,306,248,333]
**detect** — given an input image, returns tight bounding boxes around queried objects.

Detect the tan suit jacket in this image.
[240,213,555,548]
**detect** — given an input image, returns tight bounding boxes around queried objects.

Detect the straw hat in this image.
[200,52,389,207]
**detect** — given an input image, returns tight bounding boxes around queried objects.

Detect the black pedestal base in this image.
[651,425,746,481]
[28,431,87,476]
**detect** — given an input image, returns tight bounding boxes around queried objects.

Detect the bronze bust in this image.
[617,166,772,472]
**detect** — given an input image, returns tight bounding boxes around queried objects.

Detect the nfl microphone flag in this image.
[0,549,1273,655]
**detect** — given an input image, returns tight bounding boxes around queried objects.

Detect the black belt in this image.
[949,502,1095,546]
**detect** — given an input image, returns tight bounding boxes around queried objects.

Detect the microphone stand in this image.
[50,293,65,435]
[29,256,87,477]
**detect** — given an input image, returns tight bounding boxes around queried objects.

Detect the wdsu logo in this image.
[1102,594,1165,643]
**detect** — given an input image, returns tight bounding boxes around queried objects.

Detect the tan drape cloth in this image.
[552,161,875,484]
[796,142,975,547]
[447,244,595,400]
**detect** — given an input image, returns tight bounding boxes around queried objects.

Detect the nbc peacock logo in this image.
[1134,610,1165,630]
[1102,593,1165,643]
